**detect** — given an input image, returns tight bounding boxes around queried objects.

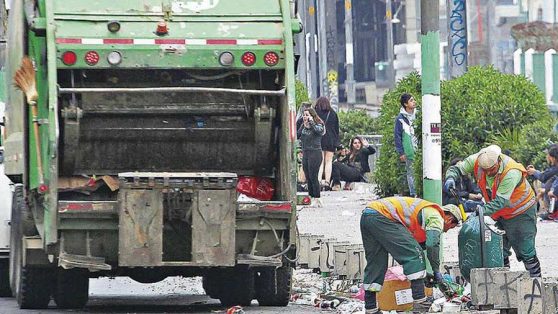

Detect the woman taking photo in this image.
[314,97,340,190]
[297,107,326,207]
[331,136,376,190]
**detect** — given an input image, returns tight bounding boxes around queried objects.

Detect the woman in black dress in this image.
[314,97,340,189]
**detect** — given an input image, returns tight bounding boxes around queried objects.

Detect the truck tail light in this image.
[219,52,234,66]
[264,51,279,66]
[85,51,100,65]
[241,52,256,66]
[156,21,168,35]
[61,51,77,65]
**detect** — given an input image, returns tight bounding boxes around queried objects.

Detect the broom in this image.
[14,56,44,185]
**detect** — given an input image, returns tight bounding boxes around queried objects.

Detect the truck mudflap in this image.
[117,172,238,267]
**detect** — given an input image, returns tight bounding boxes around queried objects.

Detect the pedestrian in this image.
[444,145,541,277]
[360,196,463,313]
[394,93,417,197]
[331,136,375,191]
[314,97,340,190]
[526,144,558,219]
[297,107,326,207]
[442,157,483,212]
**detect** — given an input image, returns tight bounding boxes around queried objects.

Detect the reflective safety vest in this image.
[473,155,536,220]
[367,196,444,243]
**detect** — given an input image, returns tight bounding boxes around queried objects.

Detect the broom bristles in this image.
[14,56,38,105]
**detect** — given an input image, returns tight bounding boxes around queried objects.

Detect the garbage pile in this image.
[291,263,477,313]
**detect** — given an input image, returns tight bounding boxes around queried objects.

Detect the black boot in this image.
[504,256,510,268]
[524,255,542,277]
[364,291,379,313]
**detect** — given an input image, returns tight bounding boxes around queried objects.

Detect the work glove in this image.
[434,271,444,283]
[444,178,456,192]
[425,271,444,287]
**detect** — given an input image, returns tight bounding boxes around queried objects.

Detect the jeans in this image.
[302,150,323,198]
[405,159,416,196]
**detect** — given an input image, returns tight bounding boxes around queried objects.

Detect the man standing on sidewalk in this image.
[394,93,417,196]
[360,196,462,313]
[444,145,541,277]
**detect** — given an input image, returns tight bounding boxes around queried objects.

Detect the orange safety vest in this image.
[473,155,536,220]
[368,196,444,243]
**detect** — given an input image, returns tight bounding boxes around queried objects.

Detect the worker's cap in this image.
[442,204,463,224]
[478,145,502,169]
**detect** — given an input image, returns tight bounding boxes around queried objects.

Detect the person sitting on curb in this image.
[360,196,463,313]
[442,157,483,212]
[527,144,558,219]
[331,136,375,191]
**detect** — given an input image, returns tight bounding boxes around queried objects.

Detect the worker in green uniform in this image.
[444,145,540,277]
[361,197,463,313]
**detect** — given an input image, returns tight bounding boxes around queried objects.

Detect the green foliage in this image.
[295,79,310,111]
[374,66,554,197]
[338,110,378,147]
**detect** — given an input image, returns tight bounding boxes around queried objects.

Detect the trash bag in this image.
[236,176,275,201]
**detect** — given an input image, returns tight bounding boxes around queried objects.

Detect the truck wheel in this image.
[9,184,53,309]
[53,268,89,309]
[202,272,222,299]
[0,259,11,297]
[218,268,255,306]
[256,266,292,306]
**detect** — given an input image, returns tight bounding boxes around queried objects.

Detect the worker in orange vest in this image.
[360,197,462,313]
[444,145,540,277]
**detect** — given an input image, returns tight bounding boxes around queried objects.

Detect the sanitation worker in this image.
[360,196,463,313]
[444,145,541,277]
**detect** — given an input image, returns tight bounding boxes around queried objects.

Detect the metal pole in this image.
[317,0,328,99]
[344,0,356,105]
[386,0,395,88]
[447,0,468,78]
[421,0,442,204]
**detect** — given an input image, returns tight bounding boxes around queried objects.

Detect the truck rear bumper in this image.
[57,172,293,270]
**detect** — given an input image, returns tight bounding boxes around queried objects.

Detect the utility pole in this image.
[344,0,356,105]
[447,0,467,79]
[317,0,339,111]
[421,0,442,204]
[386,0,395,88]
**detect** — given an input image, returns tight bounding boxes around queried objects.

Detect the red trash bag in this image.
[236,176,275,201]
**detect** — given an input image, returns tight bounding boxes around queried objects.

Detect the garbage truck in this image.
[3,0,301,309]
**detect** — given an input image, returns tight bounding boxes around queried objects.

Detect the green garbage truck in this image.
[3,0,301,309]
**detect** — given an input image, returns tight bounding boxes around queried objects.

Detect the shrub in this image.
[374,66,554,197]
[338,110,378,147]
[295,79,310,111]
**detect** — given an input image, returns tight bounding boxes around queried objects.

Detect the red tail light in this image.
[156,21,168,35]
[263,51,279,66]
[241,52,256,66]
[85,51,100,65]
[38,184,49,194]
[302,196,311,205]
[61,51,77,65]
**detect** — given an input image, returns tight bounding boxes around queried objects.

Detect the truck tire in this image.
[218,268,255,306]
[255,266,292,306]
[202,272,222,299]
[10,184,53,309]
[0,259,11,297]
[53,268,89,309]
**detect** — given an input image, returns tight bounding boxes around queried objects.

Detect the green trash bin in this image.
[458,206,504,281]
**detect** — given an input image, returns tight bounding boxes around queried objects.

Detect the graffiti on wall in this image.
[448,0,467,78]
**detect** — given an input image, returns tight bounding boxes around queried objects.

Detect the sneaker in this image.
[332,184,341,191]
[412,297,433,313]
[365,308,380,314]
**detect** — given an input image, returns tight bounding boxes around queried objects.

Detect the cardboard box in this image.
[378,279,414,311]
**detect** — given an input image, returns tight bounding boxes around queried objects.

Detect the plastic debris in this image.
[225,305,244,314]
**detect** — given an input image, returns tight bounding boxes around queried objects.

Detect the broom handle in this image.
[30,102,44,185]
